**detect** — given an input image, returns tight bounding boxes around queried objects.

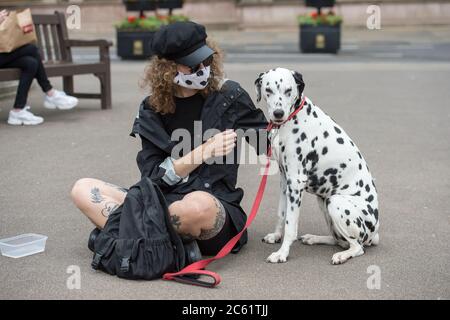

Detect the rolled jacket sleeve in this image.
[159,156,189,186]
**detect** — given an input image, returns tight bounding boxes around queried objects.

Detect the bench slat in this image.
[42,24,53,62]
[51,24,61,61]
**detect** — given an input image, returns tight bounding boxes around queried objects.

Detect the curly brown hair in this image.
[141,39,225,114]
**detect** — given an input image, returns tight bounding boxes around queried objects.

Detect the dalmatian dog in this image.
[255,68,379,265]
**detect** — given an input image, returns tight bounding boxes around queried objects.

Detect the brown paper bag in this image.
[0,9,37,53]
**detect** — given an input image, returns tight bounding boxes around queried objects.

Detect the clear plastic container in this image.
[0,234,48,258]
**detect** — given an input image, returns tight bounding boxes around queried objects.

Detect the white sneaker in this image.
[44,90,78,110]
[7,106,44,125]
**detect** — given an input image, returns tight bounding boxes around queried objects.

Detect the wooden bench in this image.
[0,11,112,109]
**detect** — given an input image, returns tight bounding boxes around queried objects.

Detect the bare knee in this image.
[71,178,96,209]
[169,192,217,239]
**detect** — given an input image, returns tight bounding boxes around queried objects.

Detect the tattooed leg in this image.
[170,214,196,242]
[167,192,227,242]
[90,187,105,203]
[101,201,119,218]
[198,197,226,240]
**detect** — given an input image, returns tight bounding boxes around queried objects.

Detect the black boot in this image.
[88,228,101,252]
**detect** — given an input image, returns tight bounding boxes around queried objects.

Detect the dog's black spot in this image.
[350,140,355,147]
[365,184,370,192]
[362,209,368,215]
[293,128,299,134]
[359,180,364,187]
[341,184,349,190]
[185,80,193,85]
[356,219,362,228]
[301,132,307,141]
[296,147,301,155]
[265,87,273,94]
[306,150,319,166]
[306,105,311,115]
[322,147,328,155]
[296,138,300,144]
[324,168,338,176]
[364,220,375,232]
[313,111,318,118]
[337,137,344,144]
[345,209,350,215]
[281,146,285,152]
[200,81,207,86]
[311,138,317,148]
[374,208,379,220]
[323,131,329,138]
[196,70,204,76]
[359,163,363,170]
[340,163,347,169]
[286,220,289,224]
[346,219,350,226]
[330,175,338,186]
[334,126,342,134]
[366,195,374,202]
[353,191,361,196]
[357,151,362,159]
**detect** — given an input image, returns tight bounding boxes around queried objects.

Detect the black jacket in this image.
[130,80,268,252]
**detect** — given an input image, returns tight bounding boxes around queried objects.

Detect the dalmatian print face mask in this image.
[174,66,211,90]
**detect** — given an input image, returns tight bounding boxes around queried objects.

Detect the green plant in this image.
[298,11,342,26]
[115,14,189,31]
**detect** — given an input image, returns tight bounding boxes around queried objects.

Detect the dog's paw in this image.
[331,251,351,265]
[262,233,282,244]
[299,234,318,245]
[266,251,288,263]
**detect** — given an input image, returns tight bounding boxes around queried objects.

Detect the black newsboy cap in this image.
[151,21,214,68]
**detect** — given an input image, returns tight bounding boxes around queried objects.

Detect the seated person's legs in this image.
[168,191,227,242]
[71,178,127,228]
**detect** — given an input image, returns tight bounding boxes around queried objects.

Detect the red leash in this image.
[163,97,306,288]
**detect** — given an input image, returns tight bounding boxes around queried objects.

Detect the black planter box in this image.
[123,0,183,11]
[299,24,341,54]
[117,30,155,60]
[304,0,335,8]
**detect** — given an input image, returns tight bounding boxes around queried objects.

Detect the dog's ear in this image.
[254,72,265,103]
[291,70,305,97]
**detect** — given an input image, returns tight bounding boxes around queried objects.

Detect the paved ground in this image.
[0,26,449,300]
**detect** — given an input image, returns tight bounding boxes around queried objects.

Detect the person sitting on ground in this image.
[70,21,268,258]
[0,9,78,126]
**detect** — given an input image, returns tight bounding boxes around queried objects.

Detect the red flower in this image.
[127,16,136,23]
[310,11,318,18]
